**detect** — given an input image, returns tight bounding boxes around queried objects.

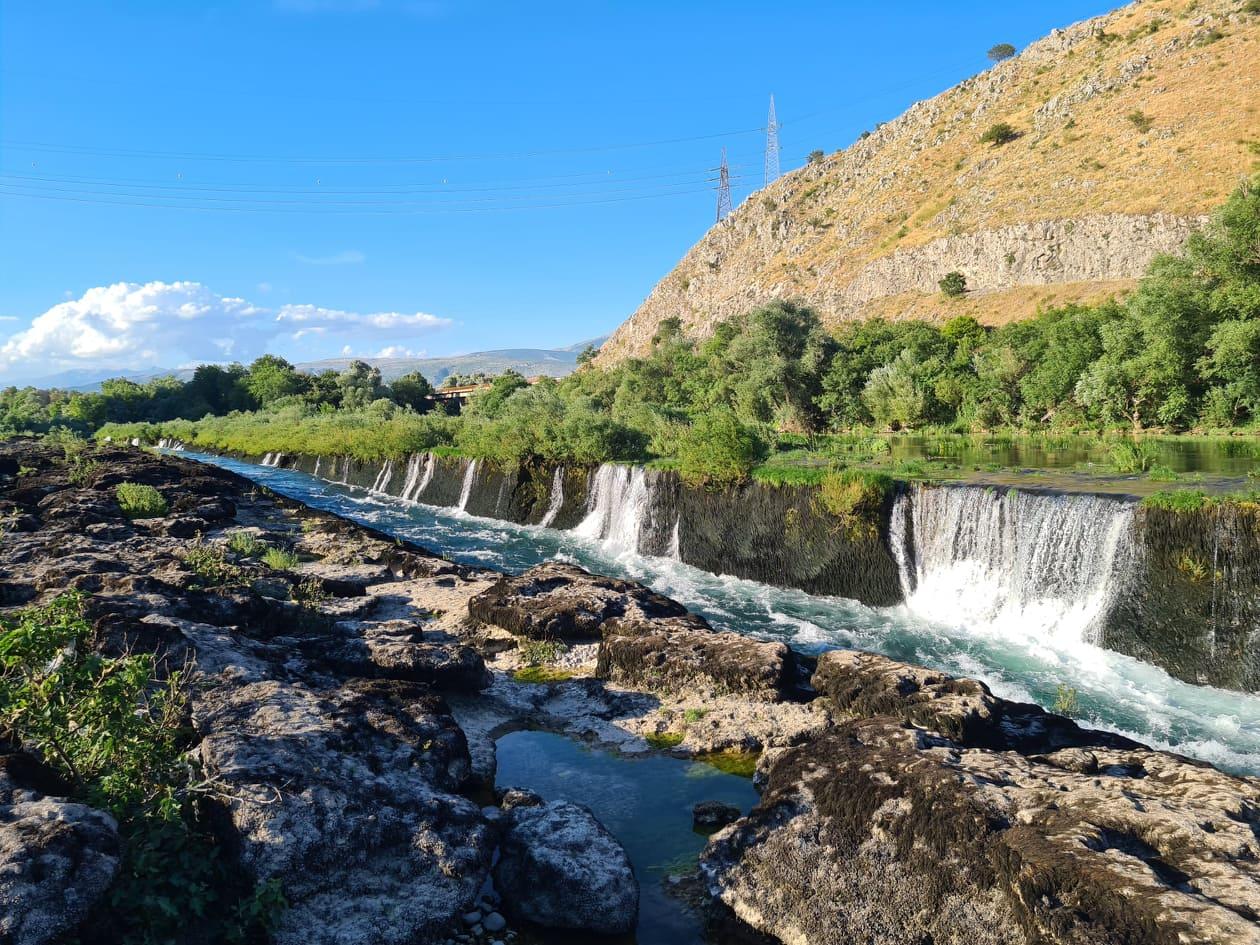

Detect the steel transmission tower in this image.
[714,148,732,222]
[764,95,781,187]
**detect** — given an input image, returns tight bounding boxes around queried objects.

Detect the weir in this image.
[202,449,1260,694]
[889,484,1137,647]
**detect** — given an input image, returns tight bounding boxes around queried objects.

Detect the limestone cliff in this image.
[599,0,1260,364]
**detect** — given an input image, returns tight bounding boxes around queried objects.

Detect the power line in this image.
[0,125,764,167]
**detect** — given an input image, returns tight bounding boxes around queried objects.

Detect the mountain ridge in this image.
[598,0,1259,365]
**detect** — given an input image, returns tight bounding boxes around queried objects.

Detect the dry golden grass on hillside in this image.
[601,0,1260,362]
[782,0,1259,280]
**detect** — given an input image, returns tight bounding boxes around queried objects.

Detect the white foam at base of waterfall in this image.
[889,484,1136,651]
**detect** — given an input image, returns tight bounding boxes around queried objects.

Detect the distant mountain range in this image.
[27,337,608,392]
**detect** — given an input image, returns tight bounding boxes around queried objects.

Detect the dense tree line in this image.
[22,176,1260,484]
[0,358,438,436]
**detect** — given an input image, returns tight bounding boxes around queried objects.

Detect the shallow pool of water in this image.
[178,451,1260,776]
[494,730,757,945]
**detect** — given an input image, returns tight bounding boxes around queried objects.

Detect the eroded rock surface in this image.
[703,650,1260,945]
[494,798,639,934]
[0,755,120,945]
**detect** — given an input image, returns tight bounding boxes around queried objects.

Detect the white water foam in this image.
[573,464,652,553]
[538,467,565,528]
[891,484,1136,650]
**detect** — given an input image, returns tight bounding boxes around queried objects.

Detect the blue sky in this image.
[0,0,1114,383]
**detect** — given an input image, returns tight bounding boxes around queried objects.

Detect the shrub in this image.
[182,539,242,587]
[987,42,1016,62]
[1110,440,1160,473]
[938,271,968,297]
[262,547,301,570]
[979,122,1019,146]
[67,457,100,486]
[1053,684,1079,715]
[815,469,893,539]
[291,577,330,608]
[1142,489,1211,512]
[0,593,284,941]
[676,410,769,488]
[807,149,825,164]
[227,530,265,557]
[1126,109,1153,133]
[519,639,566,666]
[115,482,168,518]
[645,731,685,749]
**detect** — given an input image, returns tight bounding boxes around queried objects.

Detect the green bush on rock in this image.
[115,482,168,519]
[0,593,285,942]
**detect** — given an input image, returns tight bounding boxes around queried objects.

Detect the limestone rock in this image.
[0,759,120,945]
[597,615,796,701]
[494,799,638,934]
[468,561,687,641]
[703,654,1260,945]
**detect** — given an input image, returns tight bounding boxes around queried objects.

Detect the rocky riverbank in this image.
[2,440,1257,945]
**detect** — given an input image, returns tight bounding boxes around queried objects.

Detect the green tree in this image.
[987,43,1016,62]
[465,370,530,418]
[938,271,968,297]
[336,360,384,410]
[979,122,1019,146]
[246,355,307,406]
[389,371,434,411]
[862,350,934,430]
[676,408,767,487]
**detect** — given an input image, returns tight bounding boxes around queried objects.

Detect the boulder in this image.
[693,800,741,831]
[597,615,795,701]
[494,799,638,934]
[193,677,494,945]
[702,653,1260,945]
[0,759,120,945]
[468,561,687,640]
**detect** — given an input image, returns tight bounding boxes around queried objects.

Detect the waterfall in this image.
[891,484,1136,646]
[667,516,681,560]
[538,467,565,528]
[260,452,276,467]
[457,459,478,512]
[573,464,653,554]
[414,453,436,500]
[370,460,394,493]
[313,456,322,477]
[398,454,423,501]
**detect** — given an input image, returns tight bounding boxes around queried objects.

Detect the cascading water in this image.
[370,460,394,494]
[456,459,478,512]
[414,453,436,500]
[538,467,565,528]
[172,450,1260,775]
[397,454,423,501]
[574,464,653,554]
[890,484,1137,647]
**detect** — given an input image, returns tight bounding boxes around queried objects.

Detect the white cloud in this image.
[276,304,448,335]
[0,316,19,323]
[1,281,450,380]
[293,250,366,266]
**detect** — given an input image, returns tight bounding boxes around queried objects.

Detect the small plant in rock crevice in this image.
[261,546,301,570]
[182,537,242,588]
[1053,684,1080,715]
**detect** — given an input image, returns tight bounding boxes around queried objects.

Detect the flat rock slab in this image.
[703,652,1260,945]
[468,561,688,641]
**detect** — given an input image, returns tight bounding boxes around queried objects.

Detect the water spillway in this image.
[890,484,1137,648]
[174,449,1260,774]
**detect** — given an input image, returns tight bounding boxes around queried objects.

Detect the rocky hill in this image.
[599,0,1260,364]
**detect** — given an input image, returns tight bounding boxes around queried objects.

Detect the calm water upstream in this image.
[181,451,1260,776]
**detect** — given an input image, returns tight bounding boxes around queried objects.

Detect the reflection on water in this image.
[495,730,757,945]
[180,451,1260,776]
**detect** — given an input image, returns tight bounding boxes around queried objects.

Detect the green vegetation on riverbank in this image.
[18,176,1260,488]
[0,593,284,943]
